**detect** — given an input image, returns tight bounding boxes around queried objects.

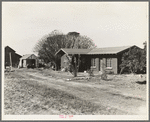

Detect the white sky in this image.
[2,2,148,55]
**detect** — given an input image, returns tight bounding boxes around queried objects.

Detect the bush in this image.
[101,71,107,80]
[87,69,94,77]
[105,70,114,74]
[119,45,146,74]
[38,63,45,68]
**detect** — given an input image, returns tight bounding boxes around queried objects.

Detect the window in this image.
[91,58,96,66]
[106,58,112,67]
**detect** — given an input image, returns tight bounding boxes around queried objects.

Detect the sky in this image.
[2,2,148,56]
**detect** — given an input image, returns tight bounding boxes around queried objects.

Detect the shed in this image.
[5,46,22,68]
[19,54,38,68]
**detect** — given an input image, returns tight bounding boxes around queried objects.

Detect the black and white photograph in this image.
[2,1,149,120]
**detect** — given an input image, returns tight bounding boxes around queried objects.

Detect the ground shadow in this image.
[101,79,113,81]
[136,80,146,84]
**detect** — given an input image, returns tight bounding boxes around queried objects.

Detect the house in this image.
[5,46,22,68]
[55,45,141,74]
[18,54,39,68]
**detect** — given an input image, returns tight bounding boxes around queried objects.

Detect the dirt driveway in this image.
[4,68,147,115]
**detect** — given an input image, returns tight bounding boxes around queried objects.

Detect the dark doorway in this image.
[27,59,36,68]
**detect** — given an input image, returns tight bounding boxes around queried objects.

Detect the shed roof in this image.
[87,45,134,54]
[5,46,16,52]
[21,54,32,59]
[21,54,37,59]
[15,53,22,58]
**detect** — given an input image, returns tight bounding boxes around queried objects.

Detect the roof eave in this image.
[116,45,136,55]
[5,46,16,52]
[87,53,117,55]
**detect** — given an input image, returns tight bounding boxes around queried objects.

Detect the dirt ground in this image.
[4,68,147,115]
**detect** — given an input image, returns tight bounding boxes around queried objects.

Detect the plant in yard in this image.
[87,69,94,77]
[101,70,107,80]
[140,41,147,73]
[99,62,108,80]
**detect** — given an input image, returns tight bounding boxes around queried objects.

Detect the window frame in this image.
[106,58,112,68]
[91,58,96,68]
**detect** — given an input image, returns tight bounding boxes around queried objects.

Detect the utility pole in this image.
[9,52,12,71]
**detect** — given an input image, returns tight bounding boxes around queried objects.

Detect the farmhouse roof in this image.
[88,45,135,54]
[55,45,140,55]
[55,48,92,55]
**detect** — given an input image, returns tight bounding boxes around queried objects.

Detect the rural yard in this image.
[4,68,147,115]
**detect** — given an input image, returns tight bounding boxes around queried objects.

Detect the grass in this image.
[5,72,117,115]
[4,69,146,115]
[25,68,147,94]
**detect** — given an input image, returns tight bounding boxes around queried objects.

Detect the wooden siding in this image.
[105,58,118,74]
[5,46,21,68]
[90,55,118,74]
[57,45,140,74]
[61,54,70,69]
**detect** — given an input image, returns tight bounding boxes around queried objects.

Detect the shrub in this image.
[38,63,45,68]
[87,69,94,77]
[101,71,107,80]
[105,70,114,74]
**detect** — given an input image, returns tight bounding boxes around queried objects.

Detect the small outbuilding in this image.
[5,46,22,68]
[18,54,38,68]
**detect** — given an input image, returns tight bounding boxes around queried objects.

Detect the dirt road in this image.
[4,69,147,115]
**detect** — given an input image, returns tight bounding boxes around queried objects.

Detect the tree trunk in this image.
[74,56,77,77]
[130,68,134,74]
[119,67,124,74]
[55,63,57,71]
[77,54,80,72]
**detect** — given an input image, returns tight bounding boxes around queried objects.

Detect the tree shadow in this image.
[136,80,146,84]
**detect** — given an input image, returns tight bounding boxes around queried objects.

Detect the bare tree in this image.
[33,30,96,75]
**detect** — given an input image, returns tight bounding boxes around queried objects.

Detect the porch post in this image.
[96,58,99,72]
[74,56,77,77]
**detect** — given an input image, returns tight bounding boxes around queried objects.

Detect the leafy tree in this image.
[120,43,146,74]
[139,41,146,72]
[33,30,96,76]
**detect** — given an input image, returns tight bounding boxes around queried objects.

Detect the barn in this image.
[55,45,141,74]
[18,54,39,68]
[5,46,22,68]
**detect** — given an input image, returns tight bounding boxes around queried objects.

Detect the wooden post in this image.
[74,56,77,77]
[77,54,80,72]
[9,52,12,71]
